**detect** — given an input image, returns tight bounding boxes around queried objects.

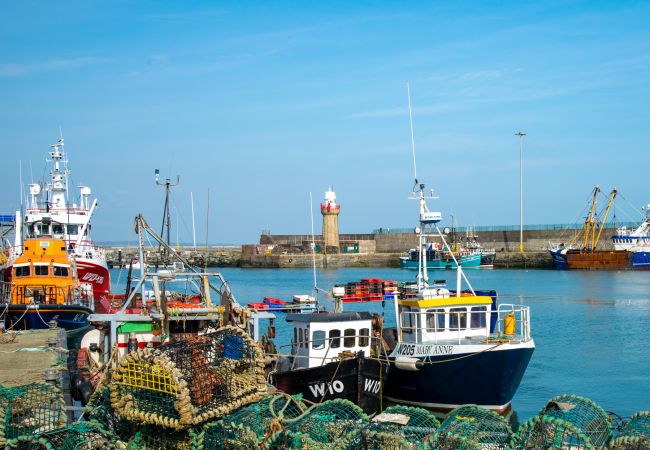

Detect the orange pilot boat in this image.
[1,237,93,330]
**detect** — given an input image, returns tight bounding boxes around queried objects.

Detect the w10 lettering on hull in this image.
[271,353,388,415]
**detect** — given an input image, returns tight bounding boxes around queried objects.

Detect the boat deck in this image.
[0,328,68,386]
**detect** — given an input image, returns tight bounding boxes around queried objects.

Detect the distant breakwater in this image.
[105,247,553,269]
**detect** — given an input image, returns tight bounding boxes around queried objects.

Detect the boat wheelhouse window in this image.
[52,224,64,235]
[15,266,30,277]
[53,266,69,277]
[426,308,446,332]
[312,330,326,350]
[67,225,79,235]
[293,328,298,346]
[34,265,49,276]
[344,328,355,348]
[35,223,49,236]
[359,328,370,347]
[298,328,304,348]
[329,329,341,349]
[470,306,487,329]
[402,306,413,331]
[449,307,467,331]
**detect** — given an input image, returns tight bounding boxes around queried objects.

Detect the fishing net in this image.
[340,405,440,449]
[110,326,266,429]
[0,383,67,446]
[197,393,308,449]
[126,425,198,450]
[426,404,513,450]
[4,421,117,450]
[264,398,368,449]
[610,412,650,449]
[513,394,613,449]
[84,386,133,442]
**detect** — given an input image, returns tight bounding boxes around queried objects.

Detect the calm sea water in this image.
[108,267,650,422]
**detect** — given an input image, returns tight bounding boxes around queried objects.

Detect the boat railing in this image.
[496,304,532,342]
[399,309,490,345]
[9,284,78,306]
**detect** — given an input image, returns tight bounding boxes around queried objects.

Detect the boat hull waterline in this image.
[400,252,482,269]
[385,341,534,414]
[1,304,92,330]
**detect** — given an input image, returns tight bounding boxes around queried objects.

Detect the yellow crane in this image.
[582,186,617,251]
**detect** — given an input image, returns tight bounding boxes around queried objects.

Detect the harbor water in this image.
[108,267,650,422]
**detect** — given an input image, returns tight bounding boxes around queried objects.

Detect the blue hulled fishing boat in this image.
[384,181,535,414]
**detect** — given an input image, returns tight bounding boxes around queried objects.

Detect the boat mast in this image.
[154,169,180,257]
[406,83,476,296]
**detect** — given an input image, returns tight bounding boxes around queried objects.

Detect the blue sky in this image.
[1,1,649,244]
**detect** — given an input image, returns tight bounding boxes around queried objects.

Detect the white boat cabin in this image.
[286,312,372,369]
[397,287,495,344]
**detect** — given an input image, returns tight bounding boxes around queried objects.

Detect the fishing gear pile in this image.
[109,326,267,429]
[0,383,67,447]
[610,411,650,449]
[194,393,307,449]
[4,421,116,450]
[264,399,367,449]
[427,404,513,450]
[514,394,613,449]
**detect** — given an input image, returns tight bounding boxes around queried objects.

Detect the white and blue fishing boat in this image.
[400,244,481,269]
[612,204,650,269]
[384,181,535,414]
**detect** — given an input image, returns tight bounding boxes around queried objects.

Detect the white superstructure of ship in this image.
[10,138,110,308]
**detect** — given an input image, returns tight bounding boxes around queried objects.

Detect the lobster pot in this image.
[126,425,198,450]
[610,412,650,449]
[84,386,134,442]
[4,421,117,450]
[0,383,67,446]
[514,394,613,449]
[110,326,267,429]
[342,405,440,450]
[198,394,307,450]
[426,405,513,450]
[265,399,368,449]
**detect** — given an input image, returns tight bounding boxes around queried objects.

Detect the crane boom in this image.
[593,188,618,250]
[583,186,600,251]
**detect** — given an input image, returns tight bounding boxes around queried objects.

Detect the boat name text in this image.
[396,343,454,356]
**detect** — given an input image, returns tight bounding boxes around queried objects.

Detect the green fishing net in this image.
[84,386,133,442]
[426,404,513,450]
[264,399,368,449]
[610,412,650,449]
[4,421,117,450]
[196,393,307,449]
[340,405,440,450]
[513,394,613,449]
[126,425,198,450]
[0,383,67,446]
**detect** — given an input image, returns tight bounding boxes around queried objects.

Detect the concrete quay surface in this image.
[0,328,67,387]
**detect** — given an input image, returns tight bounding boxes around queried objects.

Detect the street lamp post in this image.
[515,131,526,253]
